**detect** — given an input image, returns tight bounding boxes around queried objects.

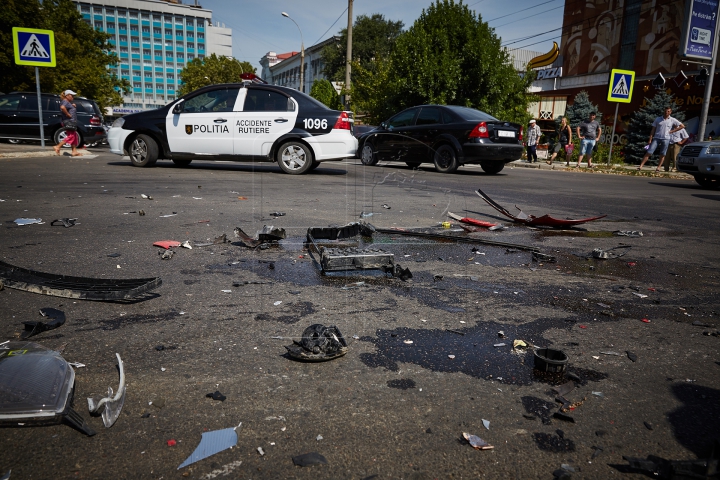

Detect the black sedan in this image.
[356,105,523,174]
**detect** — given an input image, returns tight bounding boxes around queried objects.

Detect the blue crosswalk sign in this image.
[607,69,635,103]
[13,28,56,67]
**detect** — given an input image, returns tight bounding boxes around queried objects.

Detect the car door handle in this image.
[274,118,288,123]
[214,118,227,123]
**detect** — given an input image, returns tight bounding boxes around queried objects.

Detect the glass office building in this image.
[74,0,232,113]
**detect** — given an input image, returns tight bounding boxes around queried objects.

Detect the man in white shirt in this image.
[638,107,685,171]
[665,127,689,172]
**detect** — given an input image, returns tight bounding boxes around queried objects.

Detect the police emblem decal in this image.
[185,125,193,135]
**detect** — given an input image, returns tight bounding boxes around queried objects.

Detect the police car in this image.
[108,80,357,174]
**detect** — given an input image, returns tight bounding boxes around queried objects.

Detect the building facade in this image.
[260,37,340,93]
[529,0,716,143]
[74,0,232,113]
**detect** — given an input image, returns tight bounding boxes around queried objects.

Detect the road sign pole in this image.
[698,2,720,141]
[35,67,45,147]
[607,103,619,165]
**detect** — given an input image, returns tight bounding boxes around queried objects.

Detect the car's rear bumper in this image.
[307,130,358,161]
[461,143,523,163]
[109,127,133,155]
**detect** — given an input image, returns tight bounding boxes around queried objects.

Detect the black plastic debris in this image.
[591,446,603,459]
[534,348,568,373]
[285,324,348,362]
[269,212,286,217]
[214,233,228,244]
[621,441,720,480]
[21,307,66,339]
[0,260,161,301]
[554,411,576,423]
[234,225,286,248]
[626,351,638,362]
[644,421,654,430]
[206,391,227,402]
[552,381,575,397]
[106,253,121,258]
[51,218,78,228]
[0,342,95,436]
[532,252,557,263]
[292,452,328,467]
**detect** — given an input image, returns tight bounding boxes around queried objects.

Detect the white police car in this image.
[108,80,357,174]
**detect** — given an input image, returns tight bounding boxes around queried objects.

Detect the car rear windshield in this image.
[75,100,98,115]
[445,105,498,122]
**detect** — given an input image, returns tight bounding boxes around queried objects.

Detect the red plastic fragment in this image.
[647,288,656,292]
[579,325,587,329]
[167,439,177,446]
[153,240,181,249]
[627,262,637,267]
[642,318,651,323]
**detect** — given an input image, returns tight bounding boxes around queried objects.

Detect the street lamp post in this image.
[282,12,305,93]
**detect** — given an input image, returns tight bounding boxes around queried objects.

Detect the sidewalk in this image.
[0,142,101,158]
[510,158,694,179]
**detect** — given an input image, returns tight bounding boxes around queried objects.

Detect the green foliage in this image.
[178,54,256,96]
[309,79,342,110]
[0,0,129,111]
[563,91,602,130]
[351,0,536,124]
[625,90,685,164]
[321,14,404,83]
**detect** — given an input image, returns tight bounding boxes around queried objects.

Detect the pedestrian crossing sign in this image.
[12,27,56,67]
[607,69,634,103]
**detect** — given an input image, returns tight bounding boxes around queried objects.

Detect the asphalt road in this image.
[1,149,719,479]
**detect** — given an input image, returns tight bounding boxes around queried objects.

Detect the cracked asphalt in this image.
[0,148,719,479]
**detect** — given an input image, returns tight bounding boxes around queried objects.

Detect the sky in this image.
[197,0,565,72]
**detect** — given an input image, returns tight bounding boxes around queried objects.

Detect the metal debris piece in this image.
[13,218,43,226]
[285,324,348,362]
[140,194,152,199]
[482,419,490,430]
[233,226,285,248]
[178,425,241,469]
[532,252,557,263]
[292,452,328,467]
[21,307,66,339]
[0,260,161,301]
[447,211,497,228]
[87,353,126,428]
[613,230,643,237]
[257,446,265,456]
[446,329,466,336]
[373,225,540,252]
[214,233,229,244]
[159,249,174,260]
[50,218,77,227]
[600,351,622,356]
[381,204,391,209]
[180,241,192,249]
[463,432,494,450]
[592,245,632,259]
[592,392,604,398]
[493,343,506,347]
[477,189,607,227]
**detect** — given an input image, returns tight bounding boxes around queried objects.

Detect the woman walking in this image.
[53,90,81,156]
[547,117,572,165]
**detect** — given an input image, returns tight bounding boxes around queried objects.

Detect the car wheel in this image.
[129,134,159,167]
[480,162,505,174]
[53,128,83,148]
[694,175,720,189]
[433,144,458,173]
[405,162,421,168]
[277,141,313,174]
[172,158,193,167]
[361,143,379,166]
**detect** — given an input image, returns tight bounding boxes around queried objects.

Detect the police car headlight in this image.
[112,118,125,128]
[706,144,720,155]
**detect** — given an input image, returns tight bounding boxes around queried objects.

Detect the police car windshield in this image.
[444,105,498,122]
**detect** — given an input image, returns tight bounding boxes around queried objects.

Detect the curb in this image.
[509,160,694,179]
[0,150,98,159]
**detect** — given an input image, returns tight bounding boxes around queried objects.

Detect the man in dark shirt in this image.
[575,112,601,168]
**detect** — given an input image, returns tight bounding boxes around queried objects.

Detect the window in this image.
[177,53,184,60]
[142,27,150,34]
[132,48,140,54]
[175,30,183,37]
[187,32,194,38]
[94,22,103,30]
[0,94,21,111]
[130,25,139,33]
[119,35,127,42]
[618,0,642,70]
[121,69,129,76]
[156,84,164,90]
[187,42,194,49]
[527,96,567,119]
[81,5,90,13]
[416,107,441,125]
[93,6,103,13]
[120,47,128,53]
[243,90,293,112]
[141,13,149,20]
[153,28,161,35]
[166,52,174,58]
[118,10,127,18]
[143,49,151,56]
[198,33,204,40]
[182,88,240,113]
[156,72,164,78]
[106,8,115,15]
[144,72,152,79]
[188,54,194,60]
[166,73,173,79]
[130,11,138,19]
[198,55,204,60]
[164,16,172,23]
[133,82,141,88]
[388,109,418,127]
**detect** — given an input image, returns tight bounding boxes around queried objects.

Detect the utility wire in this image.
[313,7,349,45]
[494,5,565,28]
[485,0,559,23]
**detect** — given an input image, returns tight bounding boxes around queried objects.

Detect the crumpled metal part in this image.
[285,324,348,362]
[234,225,286,248]
[87,353,126,428]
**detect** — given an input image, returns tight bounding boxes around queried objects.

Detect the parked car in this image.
[0,92,105,146]
[677,142,720,189]
[356,105,524,174]
[108,81,357,174]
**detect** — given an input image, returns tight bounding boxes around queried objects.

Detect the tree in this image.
[351,0,536,124]
[562,91,602,129]
[178,54,256,96]
[321,14,404,83]
[310,79,342,109]
[0,0,129,111]
[625,90,685,164]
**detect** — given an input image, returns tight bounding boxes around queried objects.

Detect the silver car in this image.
[677,142,720,189]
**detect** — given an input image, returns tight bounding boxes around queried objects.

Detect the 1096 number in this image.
[303,118,328,130]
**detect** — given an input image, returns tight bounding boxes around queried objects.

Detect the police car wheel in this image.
[129,134,158,167]
[172,158,193,167]
[277,141,313,175]
[361,143,379,166]
[433,144,458,173]
[480,162,505,174]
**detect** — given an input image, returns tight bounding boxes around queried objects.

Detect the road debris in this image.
[626,351,638,362]
[153,240,181,249]
[206,391,226,402]
[87,353,126,428]
[285,324,348,362]
[592,245,632,259]
[373,225,540,252]
[482,419,490,430]
[13,218,43,226]
[532,252,557,263]
[477,189,607,227]
[140,194,152,199]
[178,424,241,469]
[269,212,286,217]
[644,421,654,430]
[446,329,465,336]
[600,351,622,356]
[292,452,328,467]
[50,218,77,227]
[180,241,192,249]
[534,348,568,373]
[257,447,265,456]
[613,230,643,237]
[21,307,66,339]
[552,381,575,397]
[463,432,494,450]
[447,211,497,228]
[234,225,286,249]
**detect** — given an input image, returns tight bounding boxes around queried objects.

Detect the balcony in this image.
[130,19,139,24]
[94,14,103,20]
[133,87,141,93]
[119,52,129,58]
[131,54,140,60]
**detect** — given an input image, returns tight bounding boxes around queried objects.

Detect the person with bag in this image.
[547,117,572,165]
[53,90,81,156]
[525,119,541,163]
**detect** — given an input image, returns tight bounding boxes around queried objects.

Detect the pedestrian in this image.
[547,117,572,165]
[575,112,601,168]
[525,119,541,163]
[53,90,81,157]
[638,106,685,171]
[664,126,689,172]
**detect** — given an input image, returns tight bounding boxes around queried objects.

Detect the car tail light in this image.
[90,115,101,126]
[333,111,351,130]
[469,121,489,138]
[518,126,523,142]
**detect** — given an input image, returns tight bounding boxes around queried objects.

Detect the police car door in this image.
[234,87,297,159]
[166,87,240,155]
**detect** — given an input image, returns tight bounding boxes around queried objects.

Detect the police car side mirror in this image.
[172,99,184,114]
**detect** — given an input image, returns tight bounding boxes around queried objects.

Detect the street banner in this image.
[680,0,720,61]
